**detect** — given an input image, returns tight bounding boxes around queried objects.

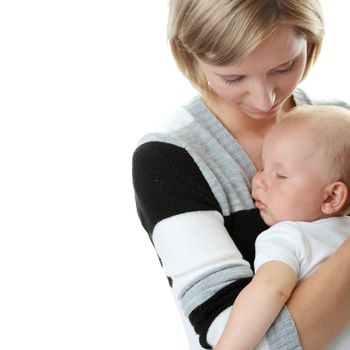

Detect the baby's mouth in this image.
[254,197,267,210]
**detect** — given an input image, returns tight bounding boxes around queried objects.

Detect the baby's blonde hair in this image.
[279,105,350,212]
[168,0,324,97]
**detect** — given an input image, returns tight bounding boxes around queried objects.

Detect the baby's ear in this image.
[321,182,348,215]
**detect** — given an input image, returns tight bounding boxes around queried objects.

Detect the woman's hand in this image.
[287,235,350,350]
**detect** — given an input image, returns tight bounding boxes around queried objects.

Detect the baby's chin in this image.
[259,211,279,227]
[261,214,298,227]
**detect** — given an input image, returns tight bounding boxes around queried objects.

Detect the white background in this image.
[0,1,348,349]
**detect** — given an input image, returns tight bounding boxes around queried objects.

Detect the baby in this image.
[215,105,350,350]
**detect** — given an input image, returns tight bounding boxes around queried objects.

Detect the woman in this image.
[132,1,350,349]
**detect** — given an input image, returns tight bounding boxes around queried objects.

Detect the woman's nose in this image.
[250,80,276,112]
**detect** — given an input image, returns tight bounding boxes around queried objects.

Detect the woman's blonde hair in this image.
[168,0,324,97]
[279,105,350,212]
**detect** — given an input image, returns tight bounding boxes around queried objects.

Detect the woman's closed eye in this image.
[224,76,245,85]
[274,60,295,75]
[223,60,295,85]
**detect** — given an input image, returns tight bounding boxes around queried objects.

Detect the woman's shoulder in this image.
[135,95,226,150]
[132,99,200,173]
[294,88,350,109]
[133,93,252,177]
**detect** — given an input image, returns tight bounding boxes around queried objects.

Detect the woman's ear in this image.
[321,182,349,215]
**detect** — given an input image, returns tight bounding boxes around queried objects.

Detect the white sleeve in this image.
[153,210,254,348]
[254,221,308,276]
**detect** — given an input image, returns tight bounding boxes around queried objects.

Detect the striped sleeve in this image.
[132,141,255,348]
[132,140,300,349]
[132,141,222,235]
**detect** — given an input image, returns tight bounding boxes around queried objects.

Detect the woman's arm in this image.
[132,141,255,349]
[214,261,297,350]
[287,235,350,350]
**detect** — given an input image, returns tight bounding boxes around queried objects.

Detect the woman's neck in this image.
[203,94,295,170]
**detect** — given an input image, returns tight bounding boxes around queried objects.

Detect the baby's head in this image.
[252,105,350,226]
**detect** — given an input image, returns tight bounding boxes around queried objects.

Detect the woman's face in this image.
[198,25,308,120]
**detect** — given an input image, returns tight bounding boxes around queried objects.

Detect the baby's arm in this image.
[214,261,297,350]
